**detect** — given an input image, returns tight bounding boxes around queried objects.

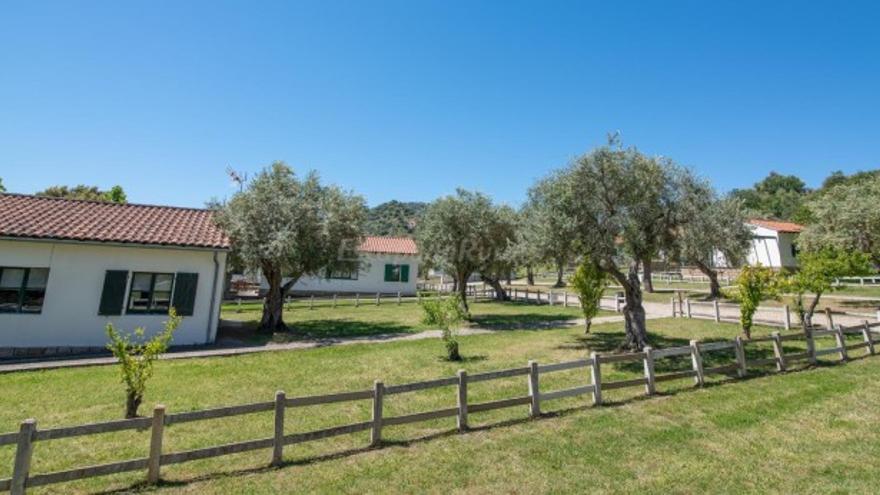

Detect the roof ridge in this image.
[0,192,212,213]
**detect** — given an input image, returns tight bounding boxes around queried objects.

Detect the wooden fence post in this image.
[333,293,337,308]
[525,288,529,303]
[834,325,848,361]
[536,291,542,304]
[670,297,676,317]
[825,308,834,330]
[643,347,656,395]
[272,391,285,466]
[147,406,165,484]
[590,352,602,406]
[564,291,569,308]
[713,299,721,323]
[457,370,468,432]
[548,291,553,306]
[370,381,384,447]
[862,321,876,355]
[690,340,705,386]
[686,298,692,319]
[397,291,401,305]
[355,293,360,307]
[771,332,786,372]
[734,336,747,378]
[615,296,622,313]
[309,295,314,310]
[783,305,791,330]
[528,361,541,417]
[376,293,381,306]
[11,419,36,495]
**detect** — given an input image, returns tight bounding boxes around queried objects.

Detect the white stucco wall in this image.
[257,253,419,295]
[744,226,798,268]
[0,239,227,348]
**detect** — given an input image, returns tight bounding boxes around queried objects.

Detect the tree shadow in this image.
[217,319,416,345]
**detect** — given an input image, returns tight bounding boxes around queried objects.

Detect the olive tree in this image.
[552,143,709,350]
[799,176,880,269]
[215,162,366,332]
[785,248,871,331]
[524,173,578,287]
[417,189,515,313]
[676,195,753,298]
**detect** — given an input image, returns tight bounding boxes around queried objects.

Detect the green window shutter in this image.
[98,270,128,315]
[384,264,395,282]
[172,273,199,316]
[400,265,410,283]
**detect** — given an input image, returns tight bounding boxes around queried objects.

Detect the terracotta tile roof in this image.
[358,236,418,255]
[748,218,805,234]
[0,193,230,249]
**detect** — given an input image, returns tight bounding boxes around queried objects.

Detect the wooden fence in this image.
[2,320,879,494]
[672,297,880,330]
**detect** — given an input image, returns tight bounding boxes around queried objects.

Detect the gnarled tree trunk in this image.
[482,276,509,301]
[554,260,566,288]
[457,271,470,314]
[694,261,722,299]
[125,391,142,419]
[526,265,535,286]
[609,263,649,350]
[641,257,654,293]
[260,266,288,332]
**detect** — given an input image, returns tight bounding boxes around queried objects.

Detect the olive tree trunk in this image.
[457,271,471,314]
[482,277,509,301]
[641,257,654,293]
[260,266,298,332]
[526,265,535,286]
[125,391,142,419]
[694,261,722,299]
[554,261,566,288]
[609,263,649,350]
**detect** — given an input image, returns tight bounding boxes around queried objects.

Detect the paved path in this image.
[0,314,631,374]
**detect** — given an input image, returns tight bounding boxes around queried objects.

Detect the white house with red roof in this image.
[0,194,229,353]
[714,219,804,269]
[280,236,420,295]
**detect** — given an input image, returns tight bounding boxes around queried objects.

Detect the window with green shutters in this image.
[98,270,199,316]
[0,267,50,314]
[383,264,410,283]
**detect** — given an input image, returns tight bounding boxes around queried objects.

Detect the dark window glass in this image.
[128,272,175,314]
[328,268,358,280]
[0,267,49,313]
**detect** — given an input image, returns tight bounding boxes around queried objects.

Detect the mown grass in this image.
[220,299,610,341]
[1,316,876,493]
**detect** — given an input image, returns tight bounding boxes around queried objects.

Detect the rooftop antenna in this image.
[226,166,248,192]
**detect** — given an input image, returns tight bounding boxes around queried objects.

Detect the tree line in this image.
[212,143,878,351]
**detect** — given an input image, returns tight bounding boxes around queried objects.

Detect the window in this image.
[327,268,358,280]
[383,264,410,283]
[128,272,175,314]
[0,267,50,314]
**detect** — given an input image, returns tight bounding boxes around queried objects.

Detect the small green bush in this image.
[735,266,779,339]
[419,293,466,361]
[569,260,607,333]
[106,309,181,418]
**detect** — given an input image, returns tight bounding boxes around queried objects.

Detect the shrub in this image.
[735,266,779,339]
[106,309,181,418]
[419,293,466,361]
[569,260,607,333]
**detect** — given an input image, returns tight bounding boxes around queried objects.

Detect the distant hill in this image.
[365,201,427,236]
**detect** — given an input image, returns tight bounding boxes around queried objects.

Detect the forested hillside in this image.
[365,200,427,236]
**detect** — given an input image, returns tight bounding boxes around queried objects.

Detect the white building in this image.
[0,194,229,354]
[745,219,802,268]
[713,219,803,269]
[257,236,420,295]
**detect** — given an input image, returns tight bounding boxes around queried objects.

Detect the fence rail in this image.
[3,320,880,494]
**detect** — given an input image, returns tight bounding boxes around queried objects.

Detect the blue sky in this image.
[1,1,878,207]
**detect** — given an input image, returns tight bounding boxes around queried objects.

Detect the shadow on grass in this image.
[217,319,417,345]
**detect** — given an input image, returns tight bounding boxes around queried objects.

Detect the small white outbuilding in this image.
[0,194,229,355]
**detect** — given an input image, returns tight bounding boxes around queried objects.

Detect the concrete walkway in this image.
[0,314,630,374]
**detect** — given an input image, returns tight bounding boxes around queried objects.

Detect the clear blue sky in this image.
[1,1,878,207]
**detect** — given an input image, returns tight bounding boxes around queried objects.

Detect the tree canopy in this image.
[798,175,880,269]
[37,184,127,203]
[730,172,809,221]
[675,195,753,298]
[551,142,709,349]
[417,189,516,312]
[215,162,366,331]
[523,172,579,287]
[0,178,5,192]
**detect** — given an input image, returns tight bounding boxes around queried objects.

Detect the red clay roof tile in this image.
[0,193,230,249]
[747,218,805,233]
[358,236,418,255]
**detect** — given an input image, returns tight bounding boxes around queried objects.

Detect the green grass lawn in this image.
[220,299,610,342]
[1,317,876,493]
